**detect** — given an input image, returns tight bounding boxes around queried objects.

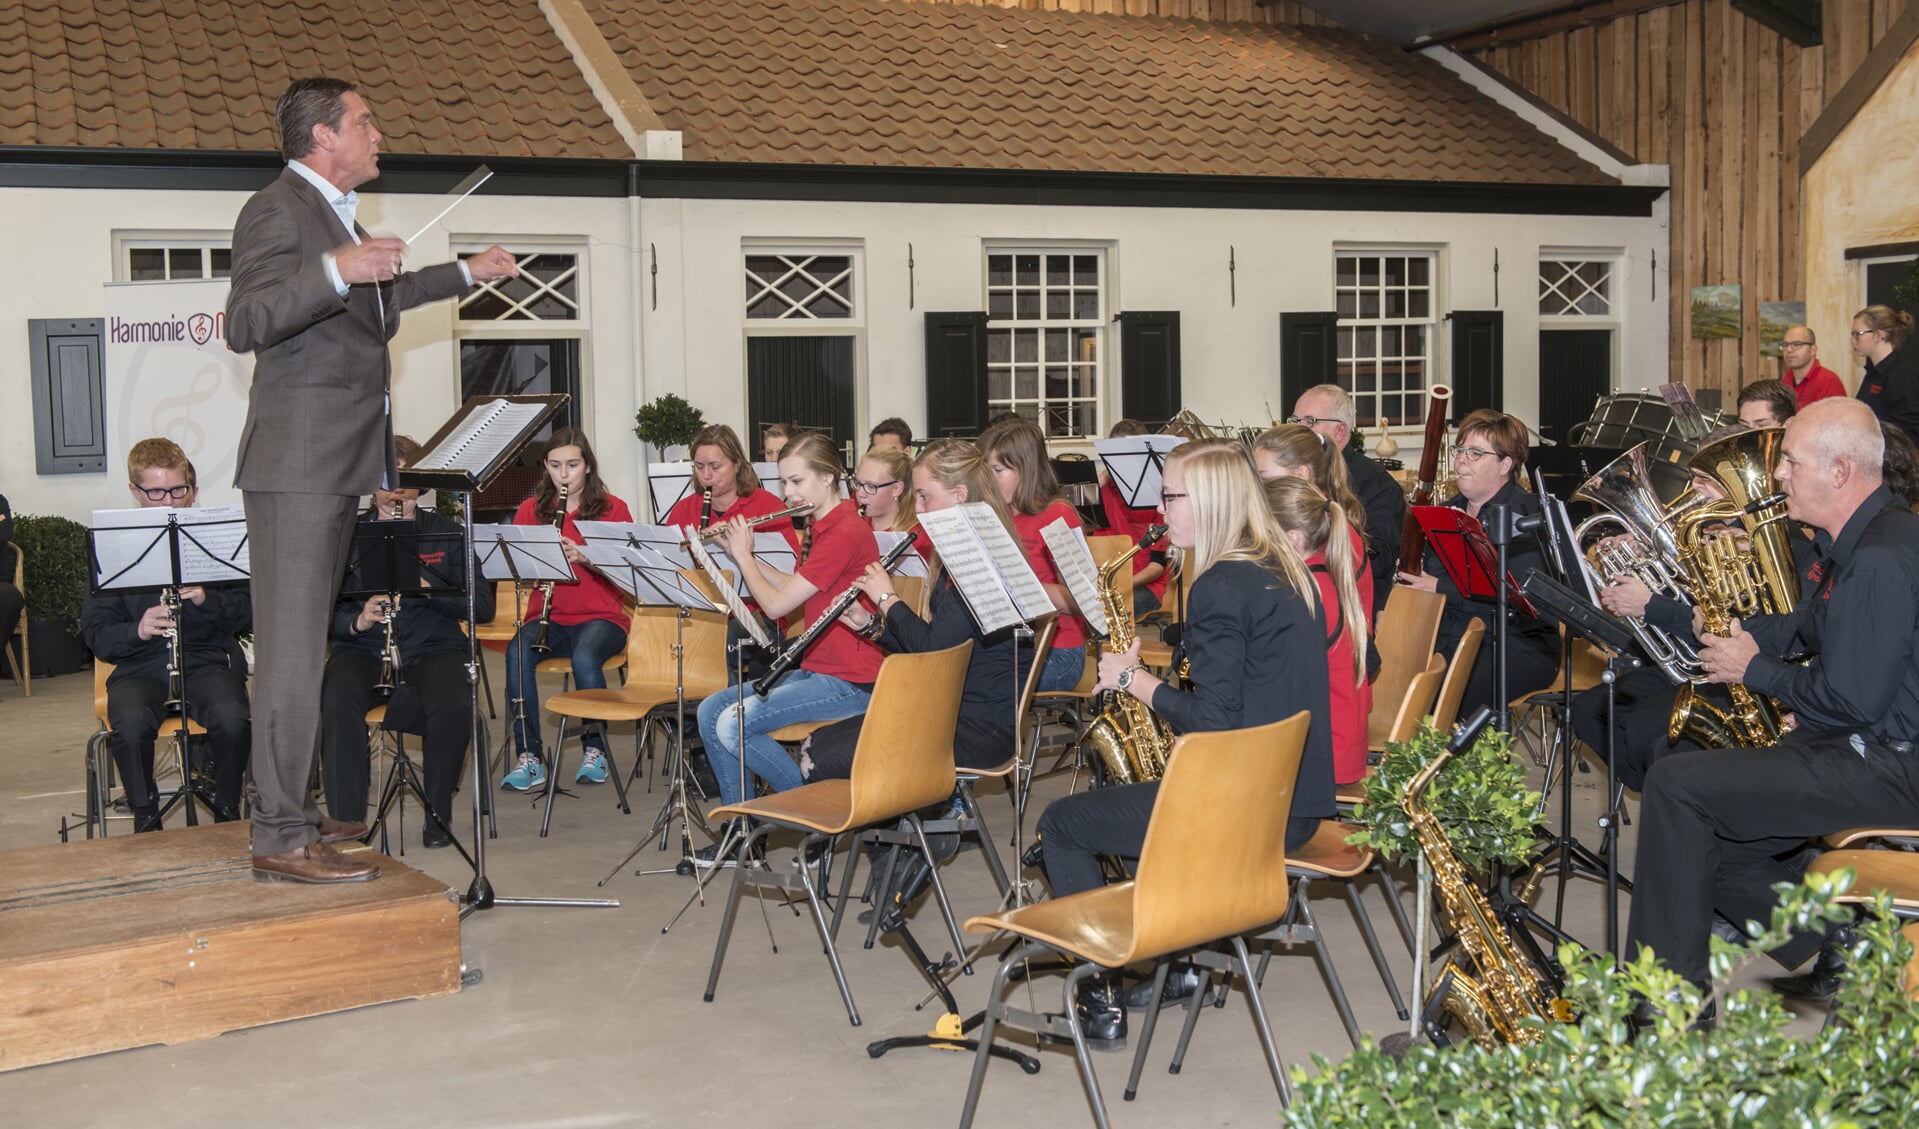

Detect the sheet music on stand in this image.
[874,531,929,579]
[573,520,720,607]
[752,461,779,487]
[401,394,568,493]
[918,504,1055,635]
[647,463,696,523]
[684,529,773,648]
[1039,519,1108,638]
[471,523,576,586]
[1094,435,1186,508]
[91,504,251,590]
[706,534,798,592]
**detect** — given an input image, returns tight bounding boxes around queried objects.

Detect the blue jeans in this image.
[696,669,872,806]
[505,617,627,760]
[1037,645,1087,693]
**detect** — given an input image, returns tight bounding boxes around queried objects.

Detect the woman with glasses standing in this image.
[1851,305,1919,441]
[1395,409,1559,716]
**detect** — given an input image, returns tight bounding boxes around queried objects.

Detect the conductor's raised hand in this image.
[334,237,408,284]
[466,246,518,282]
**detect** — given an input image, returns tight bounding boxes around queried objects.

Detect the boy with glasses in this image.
[80,438,253,830]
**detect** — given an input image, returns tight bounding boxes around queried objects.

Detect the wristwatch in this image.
[1116,664,1148,691]
[875,592,897,610]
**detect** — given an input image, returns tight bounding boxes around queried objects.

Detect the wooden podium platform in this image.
[0,822,462,1071]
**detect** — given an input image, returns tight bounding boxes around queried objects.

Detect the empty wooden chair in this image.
[1366,585,1444,748]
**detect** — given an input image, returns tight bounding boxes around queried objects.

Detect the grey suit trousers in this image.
[245,490,360,856]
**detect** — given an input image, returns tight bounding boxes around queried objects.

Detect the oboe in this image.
[755,529,918,696]
[530,483,568,656]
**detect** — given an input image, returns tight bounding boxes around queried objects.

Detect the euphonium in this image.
[530,483,568,656]
[1406,711,1570,1048]
[1668,427,1799,748]
[1079,526,1175,784]
[1572,442,1705,684]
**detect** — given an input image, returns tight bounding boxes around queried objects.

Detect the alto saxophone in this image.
[530,483,568,656]
[1079,526,1175,785]
[1407,710,1570,1048]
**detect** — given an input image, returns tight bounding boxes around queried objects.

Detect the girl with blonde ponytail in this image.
[1265,476,1373,786]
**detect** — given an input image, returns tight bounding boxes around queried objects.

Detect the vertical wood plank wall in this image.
[908,0,1905,401]
[1470,0,1908,399]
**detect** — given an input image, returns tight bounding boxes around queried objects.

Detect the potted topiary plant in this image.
[11,512,92,676]
[632,393,706,462]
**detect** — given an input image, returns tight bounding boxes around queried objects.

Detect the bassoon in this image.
[1397,384,1454,577]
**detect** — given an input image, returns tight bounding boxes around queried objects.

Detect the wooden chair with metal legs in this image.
[540,608,727,838]
[702,641,975,1027]
[82,661,210,836]
[958,713,1312,1129]
[1366,585,1444,749]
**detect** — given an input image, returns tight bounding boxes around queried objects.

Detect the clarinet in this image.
[698,485,714,532]
[161,585,185,713]
[755,531,918,697]
[374,499,404,696]
[529,483,568,656]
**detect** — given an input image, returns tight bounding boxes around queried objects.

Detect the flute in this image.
[682,502,813,547]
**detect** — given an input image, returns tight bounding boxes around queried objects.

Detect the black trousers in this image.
[1625,731,1919,983]
[1447,621,1560,720]
[800,716,1015,782]
[1037,780,1321,898]
[1569,666,1691,793]
[106,667,250,815]
[320,649,470,826]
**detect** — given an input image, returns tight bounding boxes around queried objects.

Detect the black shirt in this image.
[330,509,494,661]
[1344,444,1405,617]
[81,582,252,682]
[879,573,1033,725]
[1422,478,1556,643]
[1148,557,1335,823]
[1857,347,1919,444]
[1744,485,1919,742]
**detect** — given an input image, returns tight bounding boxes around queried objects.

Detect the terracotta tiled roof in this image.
[585,0,1613,184]
[0,0,630,158]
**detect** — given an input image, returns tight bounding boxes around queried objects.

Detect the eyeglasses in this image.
[1781,341,1814,349]
[136,484,192,502]
[1451,445,1498,464]
[1158,491,1188,506]
[1851,329,1881,340]
[1285,415,1339,428]
[851,477,898,495]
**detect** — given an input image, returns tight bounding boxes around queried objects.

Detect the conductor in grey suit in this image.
[226,77,518,884]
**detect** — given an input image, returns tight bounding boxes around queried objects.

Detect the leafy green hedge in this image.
[1348,721,1540,874]
[11,513,89,624]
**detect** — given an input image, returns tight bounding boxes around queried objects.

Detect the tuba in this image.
[1668,427,1799,748]
[1160,410,1217,442]
[1571,442,1705,683]
[1080,527,1175,784]
[1407,711,1571,1048]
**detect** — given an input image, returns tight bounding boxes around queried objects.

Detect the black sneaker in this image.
[1123,964,1210,1010]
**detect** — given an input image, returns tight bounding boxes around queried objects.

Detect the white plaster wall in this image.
[1804,34,1919,390]
[643,194,1668,456]
[3,186,641,523]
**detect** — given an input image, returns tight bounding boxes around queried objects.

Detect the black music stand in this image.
[1094,435,1185,509]
[401,393,618,917]
[339,515,478,869]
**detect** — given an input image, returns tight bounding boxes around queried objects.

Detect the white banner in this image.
[102,278,253,510]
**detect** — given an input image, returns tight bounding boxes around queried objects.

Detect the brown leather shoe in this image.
[252,839,382,884]
[317,817,369,844]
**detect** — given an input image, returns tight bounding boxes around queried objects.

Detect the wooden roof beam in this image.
[1413,0,1680,53]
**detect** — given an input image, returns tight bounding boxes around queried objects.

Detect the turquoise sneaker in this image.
[501,753,546,792]
[575,747,609,785]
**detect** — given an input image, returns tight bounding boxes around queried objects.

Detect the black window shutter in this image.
[1279,311,1339,415]
[923,311,989,439]
[1116,311,1180,428]
[1448,310,1504,420]
[29,317,108,475]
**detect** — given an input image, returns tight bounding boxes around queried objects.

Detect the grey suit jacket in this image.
[226,167,469,495]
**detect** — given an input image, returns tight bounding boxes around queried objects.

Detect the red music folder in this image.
[1409,505,1538,619]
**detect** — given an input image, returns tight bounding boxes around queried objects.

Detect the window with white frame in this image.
[1335,252,1434,429]
[985,250,1102,438]
[117,236,231,282]
[745,253,855,320]
[1539,259,1613,317]
[454,244,587,449]
[458,251,581,322]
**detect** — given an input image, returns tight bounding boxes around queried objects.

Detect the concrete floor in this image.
[0,663,1821,1127]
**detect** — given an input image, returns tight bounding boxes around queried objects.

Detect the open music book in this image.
[918,504,1054,635]
[1040,519,1109,638]
[402,394,568,492]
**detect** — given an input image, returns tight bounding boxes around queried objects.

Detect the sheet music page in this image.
[470,524,574,582]
[1041,518,1107,638]
[90,507,178,589]
[414,399,547,472]
[576,541,647,602]
[628,546,720,609]
[173,504,251,584]
[573,520,648,545]
[874,531,928,578]
[917,507,1023,633]
[963,504,1055,621]
[685,527,773,648]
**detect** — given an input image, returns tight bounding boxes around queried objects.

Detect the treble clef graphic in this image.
[150,362,223,455]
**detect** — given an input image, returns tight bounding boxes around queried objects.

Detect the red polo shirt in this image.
[794,500,884,685]
[516,494,633,627]
[1784,360,1846,406]
[1310,547,1373,786]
